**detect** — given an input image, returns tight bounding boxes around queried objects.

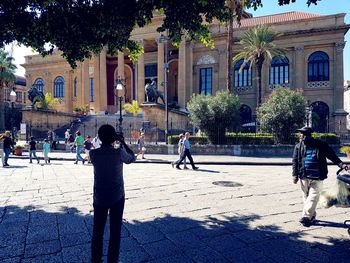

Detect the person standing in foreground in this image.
[90,124,135,263]
[74,131,85,164]
[2,131,13,167]
[174,132,198,170]
[292,126,347,227]
[29,136,40,164]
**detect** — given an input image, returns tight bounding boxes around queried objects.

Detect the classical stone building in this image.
[3,75,27,108]
[22,11,349,133]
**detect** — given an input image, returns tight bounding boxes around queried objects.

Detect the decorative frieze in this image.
[306,81,330,89]
[269,83,290,90]
[234,86,253,92]
[196,55,216,65]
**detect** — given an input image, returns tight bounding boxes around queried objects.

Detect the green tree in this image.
[187,91,240,144]
[0,1,320,67]
[233,25,285,105]
[0,49,16,131]
[35,93,60,111]
[257,88,305,144]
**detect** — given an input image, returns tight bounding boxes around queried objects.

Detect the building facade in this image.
[22,11,349,133]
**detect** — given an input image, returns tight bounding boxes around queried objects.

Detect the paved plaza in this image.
[0,155,349,262]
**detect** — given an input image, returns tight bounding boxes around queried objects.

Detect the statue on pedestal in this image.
[28,86,45,109]
[145,79,165,104]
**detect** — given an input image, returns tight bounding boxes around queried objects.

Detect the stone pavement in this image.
[0,157,349,262]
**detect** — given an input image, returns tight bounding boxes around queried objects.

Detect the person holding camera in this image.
[89,124,135,263]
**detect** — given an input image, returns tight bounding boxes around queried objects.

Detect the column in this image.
[99,48,107,112]
[65,71,73,113]
[137,40,145,104]
[218,47,227,94]
[186,42,194,104]
[81,60,90,106]
[178,38,186,108]
[118,51,125,79]
[157,38,165,93]
[333,42,347,134]
[294,46,304,91]
[94,54,100,112]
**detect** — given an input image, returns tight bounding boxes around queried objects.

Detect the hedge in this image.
[168,133,340,145]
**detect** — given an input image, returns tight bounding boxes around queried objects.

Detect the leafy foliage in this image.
[257,88,305,144]
[187,91,240,144]
[35,92,60,111]
[0,1,320,67]
[123,100,140,116]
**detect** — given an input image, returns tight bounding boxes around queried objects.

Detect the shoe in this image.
[142,157,146,159]
[310,214,316,223]
[29,161,32,164]
[192,167,199,170]
[74,161,77,164]
[183,166,189,170]
[82,159,85,165]
[48,159,50,163]
[299,217,311,227]
[37,160,40,164]
[171,162,175,168]
[176,166,181,170]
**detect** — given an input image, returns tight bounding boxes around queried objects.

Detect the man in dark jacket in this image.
[89,124,135,263]
[292,126,347,227]
[2,131,13,167]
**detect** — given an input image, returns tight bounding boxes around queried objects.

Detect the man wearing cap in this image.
[292,126,347,227]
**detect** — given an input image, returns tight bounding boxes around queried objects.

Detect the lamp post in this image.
[9,87,16,130]
[114,76,126,135]
[158,32,169,144]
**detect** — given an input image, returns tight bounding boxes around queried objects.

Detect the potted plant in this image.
[14,144,25,156]
[339,145,350,159]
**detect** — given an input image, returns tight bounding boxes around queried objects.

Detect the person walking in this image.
[135,132,146,159]
[90,124,135,263]
[83,135,93,163]
[74,131,85,164]
[64,129,70,144]
[2,131,13,167]
[173,132,198,170]
[43,139,51,164]
[172,133,188,169]
[29,136,40,164]
[292,126,347,227]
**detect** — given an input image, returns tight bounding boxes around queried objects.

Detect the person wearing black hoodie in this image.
[292,126,347,227]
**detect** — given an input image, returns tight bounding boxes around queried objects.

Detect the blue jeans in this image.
[3,148,11,166]
[29,150,39,163]
[75,145,84,162]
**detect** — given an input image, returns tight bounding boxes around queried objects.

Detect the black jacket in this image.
[292,137,342,180]
[3,137,13,150]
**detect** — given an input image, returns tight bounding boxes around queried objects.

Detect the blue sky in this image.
[248,0,350,81]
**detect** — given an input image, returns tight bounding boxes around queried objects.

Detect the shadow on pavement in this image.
[0,205,349,263]
[2,165,28,169]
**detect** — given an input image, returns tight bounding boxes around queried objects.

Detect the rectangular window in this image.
[90,78,94,102]
[284,66,289,83]
[199,68,212,95]
[16,91,22,103]
[145,63,157,78]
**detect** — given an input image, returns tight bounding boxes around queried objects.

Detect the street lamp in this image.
[114,76,126,135]
[9,87,16,130]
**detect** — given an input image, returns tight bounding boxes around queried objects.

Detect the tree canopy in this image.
[0,0,321,67]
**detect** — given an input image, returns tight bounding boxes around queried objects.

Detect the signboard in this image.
[20,123,26,135]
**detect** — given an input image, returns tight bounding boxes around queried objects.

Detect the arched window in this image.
[308,51,329,82]
[33,78,45,93]
[54,76,64,98]
[310,101,329,133]
[234,59,252,88]
[240,104,252,124]
[270,57,289,85]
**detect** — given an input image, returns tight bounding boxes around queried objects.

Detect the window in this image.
[90,78,94,102]
[199,68,212,95]
[33,78,45,93]
[308,51,329,82]
[270,57,289,85]
[16,91,23,103]
[73,77,77,97]
[144,63,158,85]
[234,59,252,88]
[54,76,65,98]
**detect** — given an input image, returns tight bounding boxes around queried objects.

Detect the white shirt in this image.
[92,137,102,149]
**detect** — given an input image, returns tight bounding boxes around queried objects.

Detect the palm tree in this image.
[233,25,285,105]
[226,0,246,92]
[0,49,17,131]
